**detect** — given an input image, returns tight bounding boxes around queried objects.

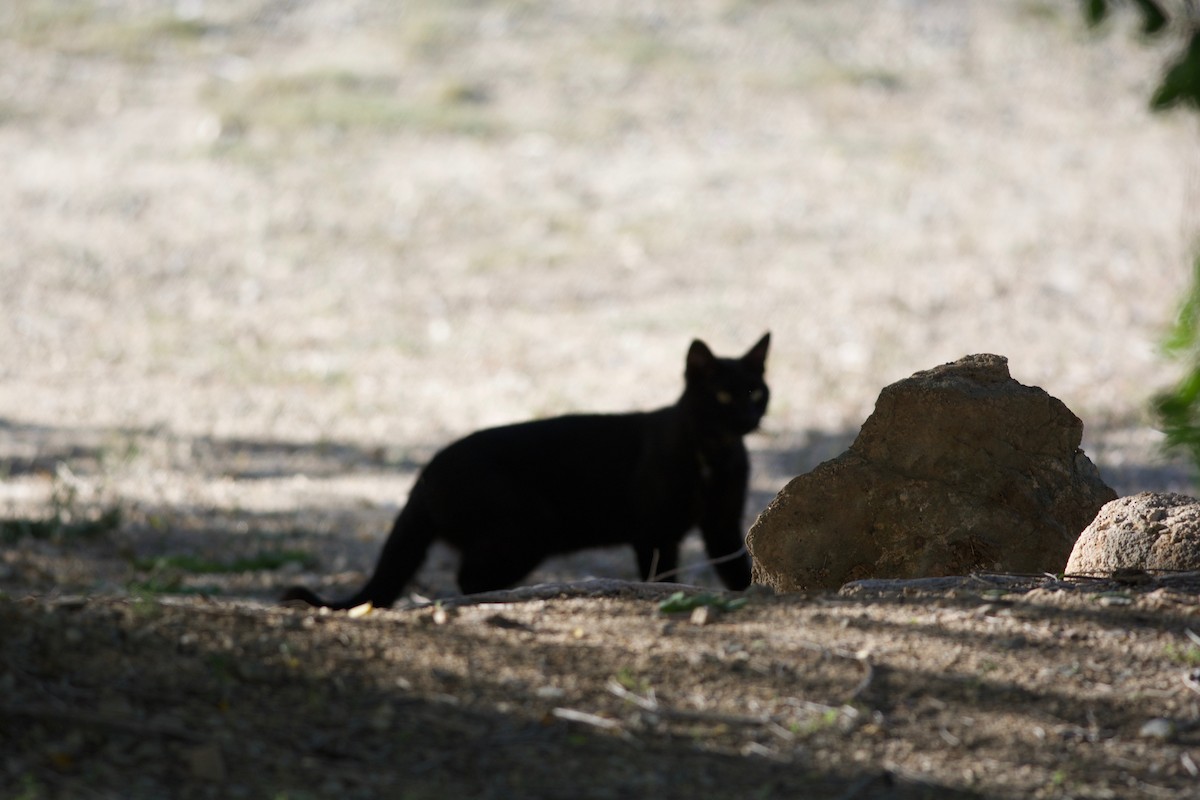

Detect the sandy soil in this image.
[2,1,1200,797]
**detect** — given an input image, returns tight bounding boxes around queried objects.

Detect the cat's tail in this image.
[281,487,438,610]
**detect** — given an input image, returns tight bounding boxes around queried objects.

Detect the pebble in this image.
[1139,718,1176,741]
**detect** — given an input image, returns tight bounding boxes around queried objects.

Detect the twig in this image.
[646,549,660,582]
[650,546,749,583]
[551,707,631,739]
[848,655,876,701]
[790,639,876,703]
[606,680,659,712]
[605,680,773,726]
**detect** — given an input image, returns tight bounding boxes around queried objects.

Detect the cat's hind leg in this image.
[455,534,546,595]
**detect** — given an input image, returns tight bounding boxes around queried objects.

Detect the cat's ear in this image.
[686,339,717,378]
[742,332,770,372]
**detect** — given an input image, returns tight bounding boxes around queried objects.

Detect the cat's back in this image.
[441,411,650,463]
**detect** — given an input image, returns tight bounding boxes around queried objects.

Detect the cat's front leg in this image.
[700,506,753,590]
[703,529,752,590]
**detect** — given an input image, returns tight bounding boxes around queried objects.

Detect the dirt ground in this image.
[3,1,1200,797]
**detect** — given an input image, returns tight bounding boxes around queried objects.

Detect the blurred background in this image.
[1,0,1197,596]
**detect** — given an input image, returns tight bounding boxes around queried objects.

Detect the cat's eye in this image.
[716,391,733,405]
[749,389,764,402]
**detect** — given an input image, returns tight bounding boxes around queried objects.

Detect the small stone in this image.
[346,602,373,618]
[1068,493,1200,575]
[485,613,532,631]
[1139,718,1176,741]
[690,606,714,626]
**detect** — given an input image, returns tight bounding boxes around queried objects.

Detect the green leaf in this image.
[1084,0,1110,27]
[657,591,748,614]
[1152,31,1200,111]
[1162,267,1200,355]
[1131,0,1169,36]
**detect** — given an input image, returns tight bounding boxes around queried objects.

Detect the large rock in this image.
[747,354,1116,592]
[1065,492,1200,575]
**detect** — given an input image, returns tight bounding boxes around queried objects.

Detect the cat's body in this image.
[283,334,769,609]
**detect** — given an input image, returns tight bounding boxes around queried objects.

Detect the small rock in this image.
[1139,718,1176,741]
[690,606,714,626]
[486,613,532,632]
[1067,492,1200,575]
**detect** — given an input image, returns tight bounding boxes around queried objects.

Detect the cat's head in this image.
[683,333,770,436]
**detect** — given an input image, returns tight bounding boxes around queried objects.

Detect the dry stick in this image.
[790,638,876,702]
[605,680,868,743]
[848,655,876,701]
[649,546,749,583]
[550,707,632,740]
[645,548,660,583]
[605,680,775,728]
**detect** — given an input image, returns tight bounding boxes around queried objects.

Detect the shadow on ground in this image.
[0,415,1194,604]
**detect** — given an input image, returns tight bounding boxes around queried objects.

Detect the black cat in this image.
[282,334,770,609]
